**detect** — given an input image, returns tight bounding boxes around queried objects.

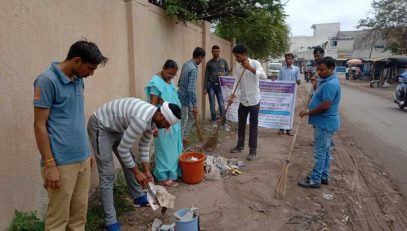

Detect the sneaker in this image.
[133,194,150,207]
[230,146,243,153]
[298,179,321,188]
[306,175,329,185]
[222,124,230,131]
[211,121,217,128]
[105,223,121,231]
[246,153,256,161]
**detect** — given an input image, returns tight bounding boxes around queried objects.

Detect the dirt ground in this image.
[120,82,407,231]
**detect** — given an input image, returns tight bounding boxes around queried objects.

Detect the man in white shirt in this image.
[228,44,267,160]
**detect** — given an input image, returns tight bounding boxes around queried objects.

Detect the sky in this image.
[284,0,374,36]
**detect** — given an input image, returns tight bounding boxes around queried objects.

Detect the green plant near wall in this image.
[9,171,135,231]
[9,210,45,231]
[86,170,136,230]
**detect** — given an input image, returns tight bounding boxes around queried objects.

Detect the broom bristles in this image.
[275,161,290,199]
[203,132,219,150]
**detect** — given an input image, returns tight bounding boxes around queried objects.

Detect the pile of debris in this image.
[205,155,245,180]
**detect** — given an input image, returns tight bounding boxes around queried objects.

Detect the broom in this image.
[274,83,314,199]
[194,114,204,142]
[274,117,303,199]
[203,69,246,151]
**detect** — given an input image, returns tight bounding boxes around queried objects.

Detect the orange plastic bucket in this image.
[179,152,206,184]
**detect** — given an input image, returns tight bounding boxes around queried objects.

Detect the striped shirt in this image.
[93,98,157,168]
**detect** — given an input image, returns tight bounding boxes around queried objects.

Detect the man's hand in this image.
[152,127,159,137]
[227,94,235,106]
[203,89,207,95]
[133,169,148,187]
[242,59,252,70]
[299,110,309,118]
[90,155,96,168]
[145,171,154,183]
[192,107,199,118]
[43,165,62,189]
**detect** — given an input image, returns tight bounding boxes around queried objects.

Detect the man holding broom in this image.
[298,56,341,188]
[178,47,206,147]
[228,44,267,161]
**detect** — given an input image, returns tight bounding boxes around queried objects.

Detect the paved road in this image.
[341,83,407,196]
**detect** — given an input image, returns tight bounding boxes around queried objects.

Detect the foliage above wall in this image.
[149,0,289,59]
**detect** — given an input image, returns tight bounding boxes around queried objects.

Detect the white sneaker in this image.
[222,124,230,131]
[211,121,217,127]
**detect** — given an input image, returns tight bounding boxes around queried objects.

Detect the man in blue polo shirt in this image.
[298,56,341,188]
[33,40,107,230]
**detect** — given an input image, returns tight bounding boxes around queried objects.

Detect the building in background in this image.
[289,23,392,64]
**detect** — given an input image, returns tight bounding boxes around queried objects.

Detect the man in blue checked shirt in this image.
[177,47,206,146]
[277,52,300,136]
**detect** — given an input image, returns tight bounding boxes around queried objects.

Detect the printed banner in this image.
[219,76,296,129]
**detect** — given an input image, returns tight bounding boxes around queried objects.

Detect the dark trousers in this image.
[237,102,260,153]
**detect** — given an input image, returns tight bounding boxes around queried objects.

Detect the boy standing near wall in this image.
[277,52,300,136]
[178,47,206,146]
[33,40,107,230]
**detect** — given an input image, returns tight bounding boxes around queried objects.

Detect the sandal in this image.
[277,130,284,135]
[159,179,179,187]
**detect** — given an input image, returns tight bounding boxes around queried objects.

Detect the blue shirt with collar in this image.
[308,73,341,132]
[277,65,300,81]
[178,59,198,107]
[33,62,90,165]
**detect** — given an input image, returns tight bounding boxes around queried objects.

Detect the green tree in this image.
[357,0,407,55]
[149,0,289,59]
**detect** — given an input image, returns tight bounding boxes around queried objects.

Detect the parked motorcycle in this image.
[394,72,407,110]
[304,70,312,83]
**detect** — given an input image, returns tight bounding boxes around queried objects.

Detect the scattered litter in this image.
[341,215,349,223]
[147,183,176,211]
[205,155,244,179]
[156,190,176,209]
[249,205,269,214]
[151,218,175,231]
[237,161,246,167]
[323,192,333,200]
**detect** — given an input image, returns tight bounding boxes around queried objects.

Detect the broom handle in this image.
[286,83,314,162]
[224,68,246,114]
[286,117,303,162]
[211,68,246,133]
[195,114,204,141]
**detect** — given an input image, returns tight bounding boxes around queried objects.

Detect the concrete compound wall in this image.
[0,0,233,229]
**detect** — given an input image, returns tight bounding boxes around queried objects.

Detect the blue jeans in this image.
[207,82,226,124]
[310,126,335,184]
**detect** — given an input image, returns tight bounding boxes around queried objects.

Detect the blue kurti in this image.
[145,75,183,181]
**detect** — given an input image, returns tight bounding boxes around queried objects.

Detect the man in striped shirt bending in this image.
[87,98,181,231]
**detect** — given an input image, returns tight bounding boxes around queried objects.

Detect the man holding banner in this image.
[228,44,267,161]
[277,52,300,136]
